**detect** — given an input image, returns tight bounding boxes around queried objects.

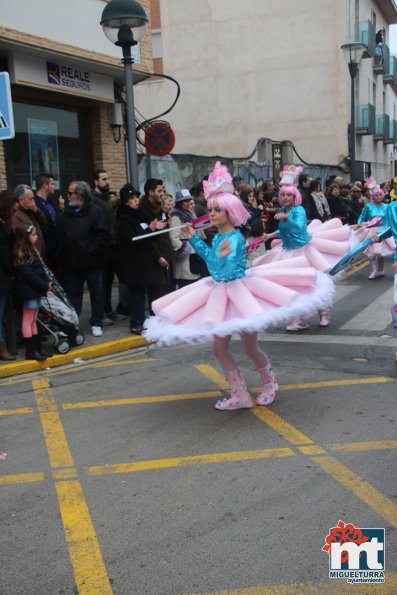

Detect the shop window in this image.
[4,102,90,191]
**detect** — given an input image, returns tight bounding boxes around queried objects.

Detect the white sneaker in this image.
[91,326,103,337]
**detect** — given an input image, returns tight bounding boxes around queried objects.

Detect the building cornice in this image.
[0,26,148,74]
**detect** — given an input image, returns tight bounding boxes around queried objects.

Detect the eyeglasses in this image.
[67,191,75,196]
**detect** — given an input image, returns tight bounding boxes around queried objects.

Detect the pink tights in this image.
[22,308,38,338]
[212,332,269,374]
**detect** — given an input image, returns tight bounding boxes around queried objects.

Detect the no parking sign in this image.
[145,121,175,156]
[0,72,15,140]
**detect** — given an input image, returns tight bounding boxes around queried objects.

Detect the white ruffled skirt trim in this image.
[144,260,335,345]
[252,218,351,272]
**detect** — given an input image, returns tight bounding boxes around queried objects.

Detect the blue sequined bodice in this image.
[358,202,389,225]
[189,229,246,282]
[275,206,311,250]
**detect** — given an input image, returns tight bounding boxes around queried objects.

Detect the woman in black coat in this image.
[115,185,166,334]
[0,191,17,360]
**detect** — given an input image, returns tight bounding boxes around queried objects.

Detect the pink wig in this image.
[370,188,384,202]
[279,184,302,206]
[207,192,250,226]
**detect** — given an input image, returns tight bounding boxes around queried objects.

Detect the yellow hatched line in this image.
[312,455,397,527]
[252,376,396,393]
[55,480,112,594]
[192,365,397,530]
[0,351,154,388]
[194,364,230,389]
[33,378,74,469]
[32,378,112,595]
[251,407,313,445]
[340,259,369,280]
[0,472,45,485]
[187,572,397,594]
[328,440,397,452]
[87,448,295,476]
[0,407,33,416]
[63,391,222,410]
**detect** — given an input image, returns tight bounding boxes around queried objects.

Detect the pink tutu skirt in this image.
[353,226,396,258]
[144,256,335,345]
[252,219,351,272]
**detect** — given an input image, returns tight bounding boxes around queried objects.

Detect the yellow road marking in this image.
[328,440,397,452]
[87,448,295,476]
[195,364,230,389]
[55,480,112,594]
[32,377,112,594]
[312,455,397,527]
[0,407,33,416]
[340,259,369,280]
[251,407,313,445]
[0,472,45,485]
[52,468,78,480]
[33,378,74,469]
[0,335,148,380]
[298,445,326,455]
[255,376,396,392]
[0,350,154,387]
[63,391,223,410]
[188,572,397,594]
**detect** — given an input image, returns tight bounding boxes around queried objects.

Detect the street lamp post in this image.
[101,0,148,188]
[341,42,366,182]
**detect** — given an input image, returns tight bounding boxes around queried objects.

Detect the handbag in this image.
[189,253,207,275]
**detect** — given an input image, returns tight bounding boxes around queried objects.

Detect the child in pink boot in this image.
[145,162,334,410]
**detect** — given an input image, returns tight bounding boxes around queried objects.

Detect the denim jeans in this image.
[64,269,104,327]
[128,284,147,328]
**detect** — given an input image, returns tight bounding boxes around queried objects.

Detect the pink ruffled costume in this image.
[353,202,396,258]
[144,228,335,345]
[253,211,351,273]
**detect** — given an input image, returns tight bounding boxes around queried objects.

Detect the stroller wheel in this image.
[72,331,85,346]
[56,340,70,354]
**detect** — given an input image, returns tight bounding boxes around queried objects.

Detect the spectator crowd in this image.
[0,168,394,361]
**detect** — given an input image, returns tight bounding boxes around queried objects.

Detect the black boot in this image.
[34,334,52,358]
[25,337,47,361]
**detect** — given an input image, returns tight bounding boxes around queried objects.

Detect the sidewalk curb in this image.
[0,336,148,379]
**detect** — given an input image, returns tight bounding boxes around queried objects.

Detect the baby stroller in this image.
[38,263,85,354]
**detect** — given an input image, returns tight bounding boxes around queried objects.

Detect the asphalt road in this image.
[1,263,396,595]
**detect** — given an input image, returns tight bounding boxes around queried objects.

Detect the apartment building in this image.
[136,0,397,182]
[0,0,152,192]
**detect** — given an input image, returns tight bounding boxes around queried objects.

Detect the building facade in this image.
[135,0,397,182]
[0,0,153,193]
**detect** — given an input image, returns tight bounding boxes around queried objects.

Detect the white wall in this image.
[135,0,351,163]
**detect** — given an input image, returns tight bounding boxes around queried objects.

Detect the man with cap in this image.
[115,183,166,334]
[169,189,201,288]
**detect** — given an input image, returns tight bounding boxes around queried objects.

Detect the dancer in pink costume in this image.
[353,178,396,279]
[253,166,350,330]
[144,162,334,411]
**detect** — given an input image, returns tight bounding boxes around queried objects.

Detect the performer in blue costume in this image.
[354,179,395,279]
[145,162,334,410]
[254,167,350,330]
[373,201,397,333]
